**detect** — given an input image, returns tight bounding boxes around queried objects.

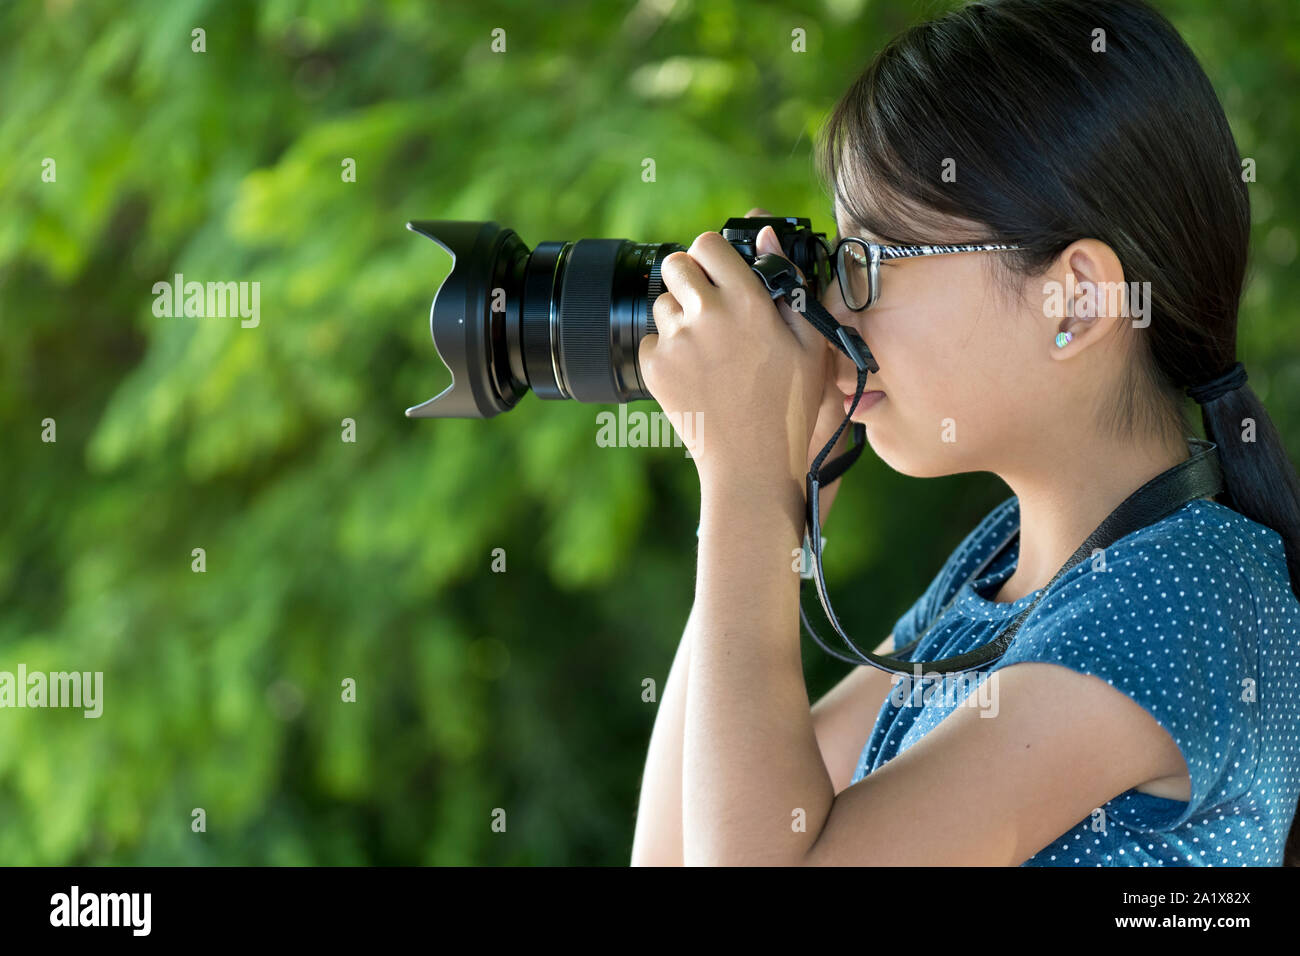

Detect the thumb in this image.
[756,225,809,290]
[755,224,785,260]
[756,226,823,352]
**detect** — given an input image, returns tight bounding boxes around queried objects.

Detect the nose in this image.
[836,369,865,396]
[832,338,873,394]
[820,287,877,391]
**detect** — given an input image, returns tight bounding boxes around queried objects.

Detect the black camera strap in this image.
[748,253,1226,677]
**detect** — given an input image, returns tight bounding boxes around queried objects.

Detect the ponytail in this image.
[1198,384,1300,599]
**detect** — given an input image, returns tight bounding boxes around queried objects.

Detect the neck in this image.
[995,429,1193,603]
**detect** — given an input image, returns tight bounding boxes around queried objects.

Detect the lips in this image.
[839,385,883,401]
[843,390,885,416]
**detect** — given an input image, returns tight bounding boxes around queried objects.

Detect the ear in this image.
[1043,239,1127,361]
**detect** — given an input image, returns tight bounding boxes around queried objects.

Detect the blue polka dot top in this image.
[849,494,1300,866]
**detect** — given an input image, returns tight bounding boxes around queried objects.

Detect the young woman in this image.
[631,0,1300,866]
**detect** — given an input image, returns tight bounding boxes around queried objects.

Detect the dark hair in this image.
[816,0,1300,865]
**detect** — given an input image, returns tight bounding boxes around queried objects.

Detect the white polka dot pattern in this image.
[849,496,1300,866]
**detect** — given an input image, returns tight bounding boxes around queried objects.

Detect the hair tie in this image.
[1186,361,1247,405]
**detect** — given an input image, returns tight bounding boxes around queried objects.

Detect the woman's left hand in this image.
[639,226,832,496]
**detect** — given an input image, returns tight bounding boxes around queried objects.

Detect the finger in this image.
[659,249,717,314]
[652,290,686,337]
[756,225,823,351]
[775,295,828,354]
[756,224,804,284]
[745,207,773,217]
[638,332,662,395]
[820,356,847,409]
[684,230,760,293]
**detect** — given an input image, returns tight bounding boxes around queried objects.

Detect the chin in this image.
[865,428,970,479]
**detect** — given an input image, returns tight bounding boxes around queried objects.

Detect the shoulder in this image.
[993,499,1276,829]
[997,499,1266,691]
[1005,498,1266,655]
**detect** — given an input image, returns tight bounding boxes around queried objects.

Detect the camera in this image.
[404,216,833,419]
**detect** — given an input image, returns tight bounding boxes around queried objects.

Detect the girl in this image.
[631,0,1300,866]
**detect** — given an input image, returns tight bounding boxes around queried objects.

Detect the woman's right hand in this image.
[746,206,851,526]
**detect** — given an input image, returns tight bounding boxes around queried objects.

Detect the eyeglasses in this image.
[832,235,1022,311]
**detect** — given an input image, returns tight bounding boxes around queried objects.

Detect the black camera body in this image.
[405,217,832,419]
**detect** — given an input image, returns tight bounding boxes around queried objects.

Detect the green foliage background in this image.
[1,0,1297,864]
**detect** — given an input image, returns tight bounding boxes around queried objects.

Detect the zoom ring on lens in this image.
[558,239,625,404]
[646,252,665,336]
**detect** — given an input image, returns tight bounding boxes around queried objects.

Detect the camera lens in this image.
[405,218,826,419]
[521,238,683,405]
[405,220,684,419]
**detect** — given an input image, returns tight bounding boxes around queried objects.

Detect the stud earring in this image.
[1055,331,1073,348]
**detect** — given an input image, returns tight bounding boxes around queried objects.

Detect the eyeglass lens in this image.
[836,241,871,310]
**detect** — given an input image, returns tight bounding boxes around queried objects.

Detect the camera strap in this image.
[748,253,1226,677]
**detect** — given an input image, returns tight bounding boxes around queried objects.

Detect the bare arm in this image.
[631,203,860,864]
[630,610,895,865]
[630,604,696,866]
[810,632,897,794]
[630,467,888,865]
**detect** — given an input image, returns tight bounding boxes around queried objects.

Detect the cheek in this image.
[868,300,970,408]
[833,264,1030,429]
[865,289,1025,446]
[892,265,1024,390]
